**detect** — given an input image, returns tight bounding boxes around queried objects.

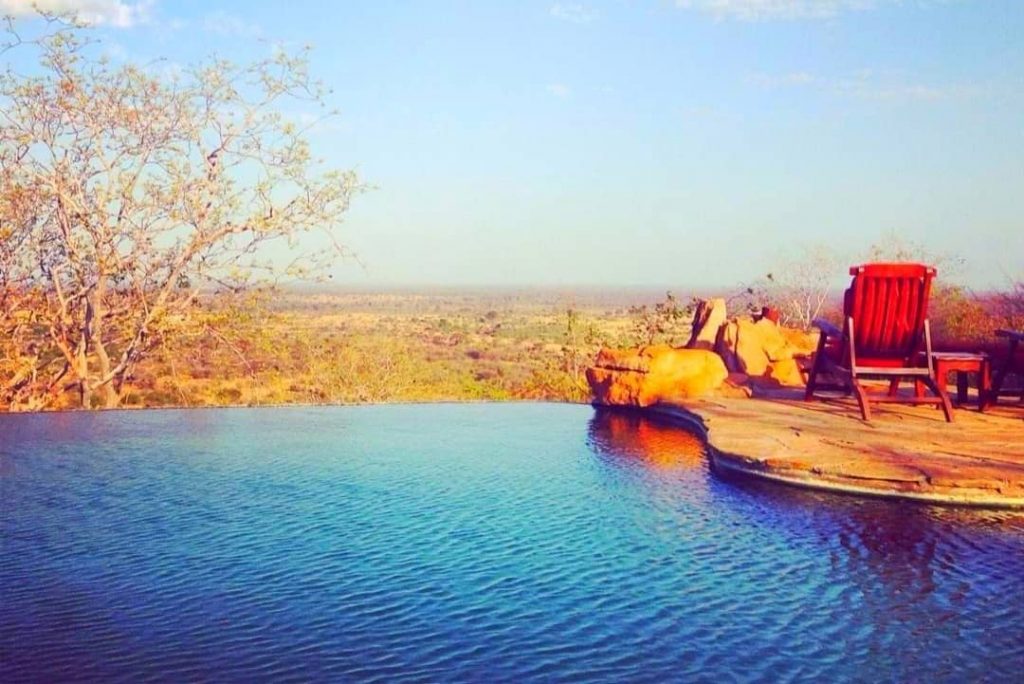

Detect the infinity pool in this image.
[1,403,1023,681]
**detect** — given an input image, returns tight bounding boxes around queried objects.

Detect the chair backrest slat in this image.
[844,263,935,361]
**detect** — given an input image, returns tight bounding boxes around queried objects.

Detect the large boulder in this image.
[717,318,775,375]
[587,345,728,407]
[593,346,657,373]
[779,325,820,357]
[767,358,806,387]
[686,298,727,350]
[716,318,819,387]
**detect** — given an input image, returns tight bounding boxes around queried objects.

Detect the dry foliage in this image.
[731,245,839,329]
[0,16,360,409]
[734,235,1021,343]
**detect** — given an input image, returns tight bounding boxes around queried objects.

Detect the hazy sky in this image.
[5,1,1024,289]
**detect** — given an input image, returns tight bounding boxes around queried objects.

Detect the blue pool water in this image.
[1,403,1023,682]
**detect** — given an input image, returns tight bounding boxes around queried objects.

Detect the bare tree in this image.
[0,15,361,409]
[734,245,839,329]
[628,292,693,345]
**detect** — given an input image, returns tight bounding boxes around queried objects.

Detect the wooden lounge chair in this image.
[981,329,1024,410]
[805,263,954,422]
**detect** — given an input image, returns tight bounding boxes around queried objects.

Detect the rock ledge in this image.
[643,396,1024,509]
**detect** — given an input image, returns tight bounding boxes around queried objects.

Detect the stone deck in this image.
[649,392,1024,508]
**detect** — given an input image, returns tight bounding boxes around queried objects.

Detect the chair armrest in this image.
[812,318,842,339]
[995,329,1024,341]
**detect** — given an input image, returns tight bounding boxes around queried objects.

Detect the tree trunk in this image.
[90,285,121,409]
[79,375,91,409]
[99,381,120,409]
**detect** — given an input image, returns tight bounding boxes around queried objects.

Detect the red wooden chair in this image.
[981,329,1024,410]
[805,263,953,422]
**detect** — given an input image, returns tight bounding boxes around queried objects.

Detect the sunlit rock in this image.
[767,358,806,387]
[686,298,727,351]
[587,346,728,407]
[716,317,818,385]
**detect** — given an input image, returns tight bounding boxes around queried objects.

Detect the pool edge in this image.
[636,403,1024,510]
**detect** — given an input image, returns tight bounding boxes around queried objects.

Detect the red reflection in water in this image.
[589,409,705,469]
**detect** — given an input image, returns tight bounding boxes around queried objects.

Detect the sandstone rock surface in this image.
[587,346,728,407]
[686,298,727,350]
[716,318,818,386]
[779,326,820,357]
[650,395,1024,508]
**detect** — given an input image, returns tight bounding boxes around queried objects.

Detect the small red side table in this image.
[929,352,991,406]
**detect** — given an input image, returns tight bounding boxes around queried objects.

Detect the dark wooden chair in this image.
[805,263,953,422]
[981,329,1024,410]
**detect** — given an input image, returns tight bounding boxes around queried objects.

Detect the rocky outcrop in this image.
[586,300,821,407]
[779,325,820,357]
[716,317,818,387]
[686,298,727,350]
[766,358,805,387]
[587,346,728,407]
[660,398,1024,508]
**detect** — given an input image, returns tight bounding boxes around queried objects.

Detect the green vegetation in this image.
[100,290,651,410]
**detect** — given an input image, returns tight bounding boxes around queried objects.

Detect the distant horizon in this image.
[274,279,1008,299]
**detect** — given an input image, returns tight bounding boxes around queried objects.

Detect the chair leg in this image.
[887,378,900,397]
[922,375,955,423]
[851,376,871,422]
[983,365,1004,411]
[914,379,925,398]
[805,334,830,401]
[939,384,955,423]
[978,362,992,411]
[804,358,820,401]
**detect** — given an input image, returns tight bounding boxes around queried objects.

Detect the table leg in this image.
[956,371,968,405]
[980,360,991,409]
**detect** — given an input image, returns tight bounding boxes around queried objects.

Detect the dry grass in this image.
[113,290,652,409]
[7,283,1020,411]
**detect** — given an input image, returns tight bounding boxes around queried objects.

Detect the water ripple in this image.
[1,403,1023,682]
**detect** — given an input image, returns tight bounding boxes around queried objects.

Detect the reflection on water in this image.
[1,403,1023,682]
[587,408,706,469]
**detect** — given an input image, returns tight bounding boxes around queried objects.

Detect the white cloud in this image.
[550,2,598,24]
[546,83,571,98]
[751,67,973,102]
[0,0,152,27]
[201,10,262,38]
[674,0,885,21]
[750,71,817,88]
[832,70,966,101]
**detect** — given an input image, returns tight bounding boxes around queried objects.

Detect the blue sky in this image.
[5,1,1024,289]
